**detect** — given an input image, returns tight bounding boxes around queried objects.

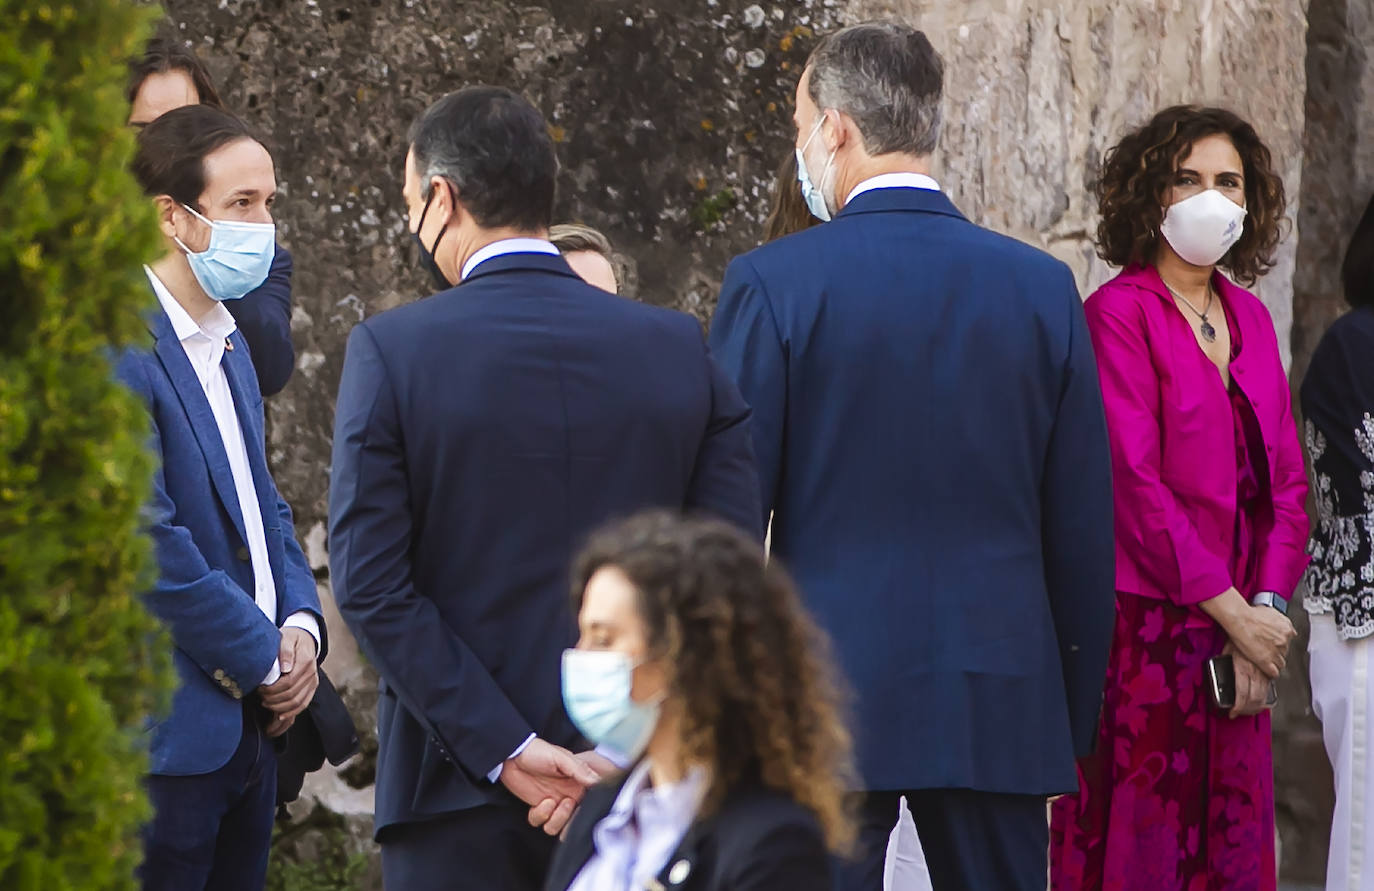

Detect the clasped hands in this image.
[1221,597,1296,719]
[258,627,320,738]
[499,739,619,836]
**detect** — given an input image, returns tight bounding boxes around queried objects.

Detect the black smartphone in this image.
[1207,655,1237,710]
[1207,654,1278,711]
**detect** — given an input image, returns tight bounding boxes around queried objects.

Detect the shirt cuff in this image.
[281,611,322,654]
[259,613,323,688]
[596,743,632,769]
[487,733,537,783]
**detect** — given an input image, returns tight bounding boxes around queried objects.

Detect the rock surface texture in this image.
[156,0,1349,884]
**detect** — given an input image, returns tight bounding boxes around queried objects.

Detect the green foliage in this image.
[691,187,739,230]
[0,0,174,887]
[266,813,371,891]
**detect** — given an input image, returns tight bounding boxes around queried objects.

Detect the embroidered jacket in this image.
[1301,306,1374,639]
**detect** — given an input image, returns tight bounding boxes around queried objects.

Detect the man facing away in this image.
[708,22,1116,891]
[328,86,761,891]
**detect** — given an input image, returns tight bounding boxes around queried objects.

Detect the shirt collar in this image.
[598,760,709,833]
[145,266,237,343]
[846,172,941,205]
[460,237,561,282]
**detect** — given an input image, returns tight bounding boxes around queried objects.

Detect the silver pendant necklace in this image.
[1162,279,1217,343]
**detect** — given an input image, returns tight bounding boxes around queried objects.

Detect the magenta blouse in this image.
[1083,265,1309,621]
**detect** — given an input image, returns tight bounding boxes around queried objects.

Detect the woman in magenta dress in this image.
[1049,105,1309,890]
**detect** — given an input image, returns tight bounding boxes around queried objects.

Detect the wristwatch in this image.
[1251,591,1288,615]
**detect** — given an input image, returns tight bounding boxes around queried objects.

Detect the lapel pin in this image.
[224,338,234,351]
[668,859,692,885]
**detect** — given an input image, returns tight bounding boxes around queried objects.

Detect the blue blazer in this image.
[708,187,1116,795]
[329,252,760,834]
[226,244,294,397]
[116,299,324,777]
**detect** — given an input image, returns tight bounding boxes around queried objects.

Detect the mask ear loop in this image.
[173,203,213,257]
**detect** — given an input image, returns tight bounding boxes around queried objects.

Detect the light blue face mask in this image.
[175,204,276,301]
[562,649,662,763]
[796,117,837,222]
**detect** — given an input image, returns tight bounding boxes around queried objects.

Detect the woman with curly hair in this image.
[542,511,854,891]
[1049,106,1309,889]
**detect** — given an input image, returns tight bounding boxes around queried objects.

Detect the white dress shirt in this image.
[568,760,708,891]
[147,268,319,687]
[461,237,560,281]
[846,171,941,205]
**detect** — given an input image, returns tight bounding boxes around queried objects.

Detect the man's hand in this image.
[265,713,296,739]
[500,739,599,837]
[260,627,319,720]
[527,749,623,836]
[1224,642,1274,718]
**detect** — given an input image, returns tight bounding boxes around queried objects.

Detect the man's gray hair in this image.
[807,22,944,157]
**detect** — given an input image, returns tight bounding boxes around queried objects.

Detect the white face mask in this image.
[796,116,837,222]
[1160,189,1247,268]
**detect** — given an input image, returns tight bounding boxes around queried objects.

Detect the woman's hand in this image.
[1223,642,1273,718]
[1201,588,1294,678]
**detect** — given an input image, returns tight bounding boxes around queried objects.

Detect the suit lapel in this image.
[546,780,622,891]
[151,315,250,547]
[221,338,287,591]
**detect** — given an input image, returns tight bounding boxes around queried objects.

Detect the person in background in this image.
[549,222,623,294]
[1049,105,1308,891]
[542,511,853,891]
[762,150,822,242]
[1302,191,1374,891]
[128,35,296,397]
[329,86,761,891]
[708,21,1116,890]
[122,104,324,891]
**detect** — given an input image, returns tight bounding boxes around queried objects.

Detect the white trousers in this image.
[883,795,934,891]
[1310,613,1374,891]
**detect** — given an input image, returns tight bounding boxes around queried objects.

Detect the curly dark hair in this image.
[1096,105,1287,286]
[572,512,856,851]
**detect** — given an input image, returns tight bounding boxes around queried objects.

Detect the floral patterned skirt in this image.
[1049,594,1275,891]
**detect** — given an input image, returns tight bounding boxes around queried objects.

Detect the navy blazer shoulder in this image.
[226,244,294,397]
[544,774,831,891]
[115,294,322,776]
[707,187,1115,796]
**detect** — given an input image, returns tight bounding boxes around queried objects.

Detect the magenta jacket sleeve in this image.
[1086,290,1234,606]
[1252,318,1311,598]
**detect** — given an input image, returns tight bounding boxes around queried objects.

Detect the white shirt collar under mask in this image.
[846,172,941,204]
[461,237,560,281]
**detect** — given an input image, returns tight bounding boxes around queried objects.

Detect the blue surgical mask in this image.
[175,204,276,301]
[562,649,662,763]
[796,117,836,222]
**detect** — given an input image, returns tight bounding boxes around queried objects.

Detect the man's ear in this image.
[153,196,180,240]
[826,109,855,154]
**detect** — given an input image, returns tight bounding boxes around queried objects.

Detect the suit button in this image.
[213,669,225,680]
[232,689,243,700]
[236,547,250,562]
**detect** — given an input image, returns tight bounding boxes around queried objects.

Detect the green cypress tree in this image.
[0,0,174,887]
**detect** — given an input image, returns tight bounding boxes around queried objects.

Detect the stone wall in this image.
[156,0,1335,884]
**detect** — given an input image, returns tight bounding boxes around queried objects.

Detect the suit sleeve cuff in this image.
[487,733,537,783]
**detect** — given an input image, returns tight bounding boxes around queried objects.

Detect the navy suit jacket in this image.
[708,187,1115,795]
[329,252,760,833]
[115,298,324,776]
[226,244,294,397]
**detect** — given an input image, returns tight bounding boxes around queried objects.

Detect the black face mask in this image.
[413,185,453,291]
